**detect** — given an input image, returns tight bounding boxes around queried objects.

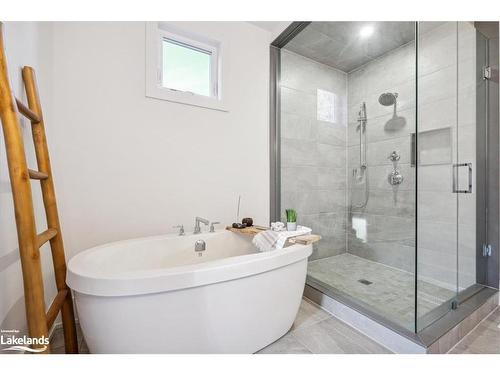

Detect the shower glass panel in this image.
[416,22,459,330]
[416,22,479,331]
[279,22,417,331]
[276,21,496,336]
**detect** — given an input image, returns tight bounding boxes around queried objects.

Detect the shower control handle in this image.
[388,150,403,186]
[388,151,400,162]
[388,170,404,186]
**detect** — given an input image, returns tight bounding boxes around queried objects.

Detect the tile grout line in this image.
[291,320,370,354]
[447,305,499,354]
[301,296,393,353]
[300,297,342,329]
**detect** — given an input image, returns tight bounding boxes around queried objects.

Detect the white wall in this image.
[0,22,56,332]
[249,21,291,41]
[1,21,272,332]
[50,22,272,257]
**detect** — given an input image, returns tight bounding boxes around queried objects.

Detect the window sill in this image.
[145,84,228,112]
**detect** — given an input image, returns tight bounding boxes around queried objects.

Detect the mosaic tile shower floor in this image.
[307,253,455,331]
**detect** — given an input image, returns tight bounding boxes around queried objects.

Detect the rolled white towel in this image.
[252,225,312,252]
[271,221,286,232]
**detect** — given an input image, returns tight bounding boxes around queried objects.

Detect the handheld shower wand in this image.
[353,102,367,182]
[351,102,369,209]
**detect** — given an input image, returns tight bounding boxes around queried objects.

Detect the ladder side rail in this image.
[0,24,50,353]
[22,66,79,354]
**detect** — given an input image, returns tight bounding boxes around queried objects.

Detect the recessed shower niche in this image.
[411,127,452,166]
[270,21,499,350]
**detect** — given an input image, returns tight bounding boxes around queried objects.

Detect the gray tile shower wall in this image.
[280,50,348,261]
[346,22,477,291]
[346,35,416,276]
[281,22,477,290]
[420,22,477,291]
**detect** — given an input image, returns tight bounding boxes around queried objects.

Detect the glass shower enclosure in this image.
[270,21,499,339]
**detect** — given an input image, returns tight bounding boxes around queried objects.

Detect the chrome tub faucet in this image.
[194,217,209,234]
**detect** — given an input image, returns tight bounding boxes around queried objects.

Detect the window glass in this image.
[162,39,211,97]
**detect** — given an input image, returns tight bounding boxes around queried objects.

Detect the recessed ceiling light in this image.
[359,25,375,38]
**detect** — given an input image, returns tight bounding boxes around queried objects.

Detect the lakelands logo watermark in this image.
[1,329,49,353]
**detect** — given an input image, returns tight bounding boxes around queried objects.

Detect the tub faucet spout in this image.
[194,216,209,234]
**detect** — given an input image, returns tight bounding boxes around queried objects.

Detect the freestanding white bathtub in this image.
[67,229,312,353]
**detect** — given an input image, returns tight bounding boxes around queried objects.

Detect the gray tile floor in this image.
[308,253,455,331]
[257,299,392,354]
[50,324,88,354]
[450,307,500,354]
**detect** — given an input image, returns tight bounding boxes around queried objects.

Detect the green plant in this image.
[285,209,297,223]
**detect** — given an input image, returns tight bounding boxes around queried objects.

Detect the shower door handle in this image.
[452,163,472,194]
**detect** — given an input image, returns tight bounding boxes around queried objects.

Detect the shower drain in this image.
[358,279,373,285]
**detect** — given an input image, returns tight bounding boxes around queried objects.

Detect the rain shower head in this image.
[378,92,398,106]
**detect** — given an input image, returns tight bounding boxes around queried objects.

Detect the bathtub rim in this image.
[67,232,312,297]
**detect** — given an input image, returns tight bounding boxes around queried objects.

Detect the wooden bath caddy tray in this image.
[225,225,321,245]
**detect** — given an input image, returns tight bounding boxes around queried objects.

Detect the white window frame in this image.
[145,22,227,111]
[160,32,218,98]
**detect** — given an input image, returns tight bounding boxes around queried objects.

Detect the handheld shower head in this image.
[358,102,367,121]
[378,92,398,106]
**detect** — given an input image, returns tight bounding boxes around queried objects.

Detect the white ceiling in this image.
[248,21,283,32]
[284,22,416,72]
[247,21,292,39]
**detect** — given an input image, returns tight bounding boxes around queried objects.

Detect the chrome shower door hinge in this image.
[483,66,492,80]
[482,243,492,257]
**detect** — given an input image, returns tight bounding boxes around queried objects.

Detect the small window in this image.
[146,23,225,111]
[161,37,215,97]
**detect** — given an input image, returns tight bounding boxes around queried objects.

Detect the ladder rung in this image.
[15,97,40,123]
[46,289,68,330]
[28,169,48,180]
[36,228,57,248]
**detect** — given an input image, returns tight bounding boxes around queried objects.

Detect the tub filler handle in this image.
[173,224,185,236]
[209,221,220,233]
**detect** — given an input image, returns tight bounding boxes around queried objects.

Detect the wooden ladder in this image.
[0,23,78,354]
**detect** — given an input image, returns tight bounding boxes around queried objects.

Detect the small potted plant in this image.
[285,209,297,231]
